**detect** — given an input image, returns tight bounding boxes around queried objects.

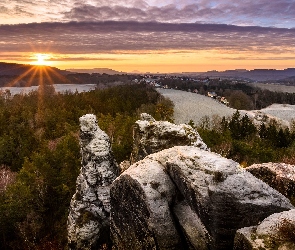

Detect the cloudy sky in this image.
[1,0,295,72]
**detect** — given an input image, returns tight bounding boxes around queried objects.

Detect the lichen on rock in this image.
[246,163,295,205]
[234,209,295,250]
[130,113,208,164]
[111,146,294,250]
[67,114,119,250]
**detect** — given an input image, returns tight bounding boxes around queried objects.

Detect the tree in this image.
[240,114,256,139]
[229,110,241,139]
[228,90,254,110]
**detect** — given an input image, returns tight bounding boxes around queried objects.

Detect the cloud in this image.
[221,56,295,61]
[0,6,9,13]
[0,21,294,55]
[61,1,295,28]
[62,4,203,23]
[50,56,124,61]
[1,0,295,28]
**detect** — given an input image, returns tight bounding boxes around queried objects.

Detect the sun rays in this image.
[32,53,52,66]
[5,61,69,92]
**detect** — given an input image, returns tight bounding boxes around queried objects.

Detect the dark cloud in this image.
[61,4,229,24]
[0,6,9,13]
[1,0,295,28]
[61,1,295,28]
[0,21,294,54]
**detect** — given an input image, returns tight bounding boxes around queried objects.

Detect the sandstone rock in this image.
[118,160,131,174]
[246,163,295,205]
[130,113,208,164]
[173,200,212,250]
[234,209,295,250]
[111,158,183,249]
[111,146,293,250]
[68,114,119,250]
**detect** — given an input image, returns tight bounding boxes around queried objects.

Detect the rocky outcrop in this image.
[246,163,295,205]
[130,113,208,164]
[67,114,119,250]
[110,146,294,250]
[234,209,295,249]
[111,158,182,249]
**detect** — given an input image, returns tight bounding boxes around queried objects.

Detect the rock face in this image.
[110,146,294,250]
[246,163,295,205]
[130,113,208,164]
[67,114,119,249]
[234,209,295,250]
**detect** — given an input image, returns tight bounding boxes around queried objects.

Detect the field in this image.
[252,83,295,93]
[157,88,295,127]
[157,88,236,124]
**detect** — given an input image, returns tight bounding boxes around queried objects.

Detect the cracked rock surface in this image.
[130,113,208,164]
[67,114,119,250]
[111,146,293,250]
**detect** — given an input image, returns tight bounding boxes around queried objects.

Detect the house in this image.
[207,91,217,98]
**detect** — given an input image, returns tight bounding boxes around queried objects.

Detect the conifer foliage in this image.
[0,84,173,249]
[197,111,295,166]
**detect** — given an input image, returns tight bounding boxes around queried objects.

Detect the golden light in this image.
[33,53,51,66]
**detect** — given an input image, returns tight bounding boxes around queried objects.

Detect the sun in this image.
[33,53,51,66]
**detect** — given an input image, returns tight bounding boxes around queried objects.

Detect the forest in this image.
[1,81,295,249]
[0,83,173,249]
[195,111,295,169]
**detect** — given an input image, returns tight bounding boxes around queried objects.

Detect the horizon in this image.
[1,1,295,73]
[2,61,295,75]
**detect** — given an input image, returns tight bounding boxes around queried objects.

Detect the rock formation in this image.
[246,163,295,205]
[67,114,119,249]
[68,113,295,250]
[110,146,294,250]
[234,209,295,249]
[130,113,208,164]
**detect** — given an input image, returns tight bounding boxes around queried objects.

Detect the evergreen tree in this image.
[229,110,241,139]
[240,114,256,139]
[259,123,267,139]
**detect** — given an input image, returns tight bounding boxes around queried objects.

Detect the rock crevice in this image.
[68,113,295,250]
[111,146,294,250]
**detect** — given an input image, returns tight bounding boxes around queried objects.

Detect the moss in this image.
[277,218,295,243]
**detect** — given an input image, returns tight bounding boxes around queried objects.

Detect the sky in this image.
[0,0,295,73]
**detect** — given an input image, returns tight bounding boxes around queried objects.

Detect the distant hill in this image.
[0,62,72,87]
[0,62,137,87]
[66,68,125,75]
[0,62,70,76]
[196,68,295,82]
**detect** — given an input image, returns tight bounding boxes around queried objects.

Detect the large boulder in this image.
[130,113,208,164]
[110,146,293,250]
[67,114,119,249]
[234,209,295,249]
[246,163,295,205]
[111,158,183,249]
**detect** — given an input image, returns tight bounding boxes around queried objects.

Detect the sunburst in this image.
[6,53,68,90]
[34,53,51,66]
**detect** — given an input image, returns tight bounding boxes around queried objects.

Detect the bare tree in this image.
[0,166,16,193]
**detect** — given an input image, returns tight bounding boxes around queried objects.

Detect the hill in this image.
[0,62,70,76]
[184,68,295,82]
[157,88,295,128]
[157,88,236,124]
[0,62,136,87]
[66,68,125,75]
